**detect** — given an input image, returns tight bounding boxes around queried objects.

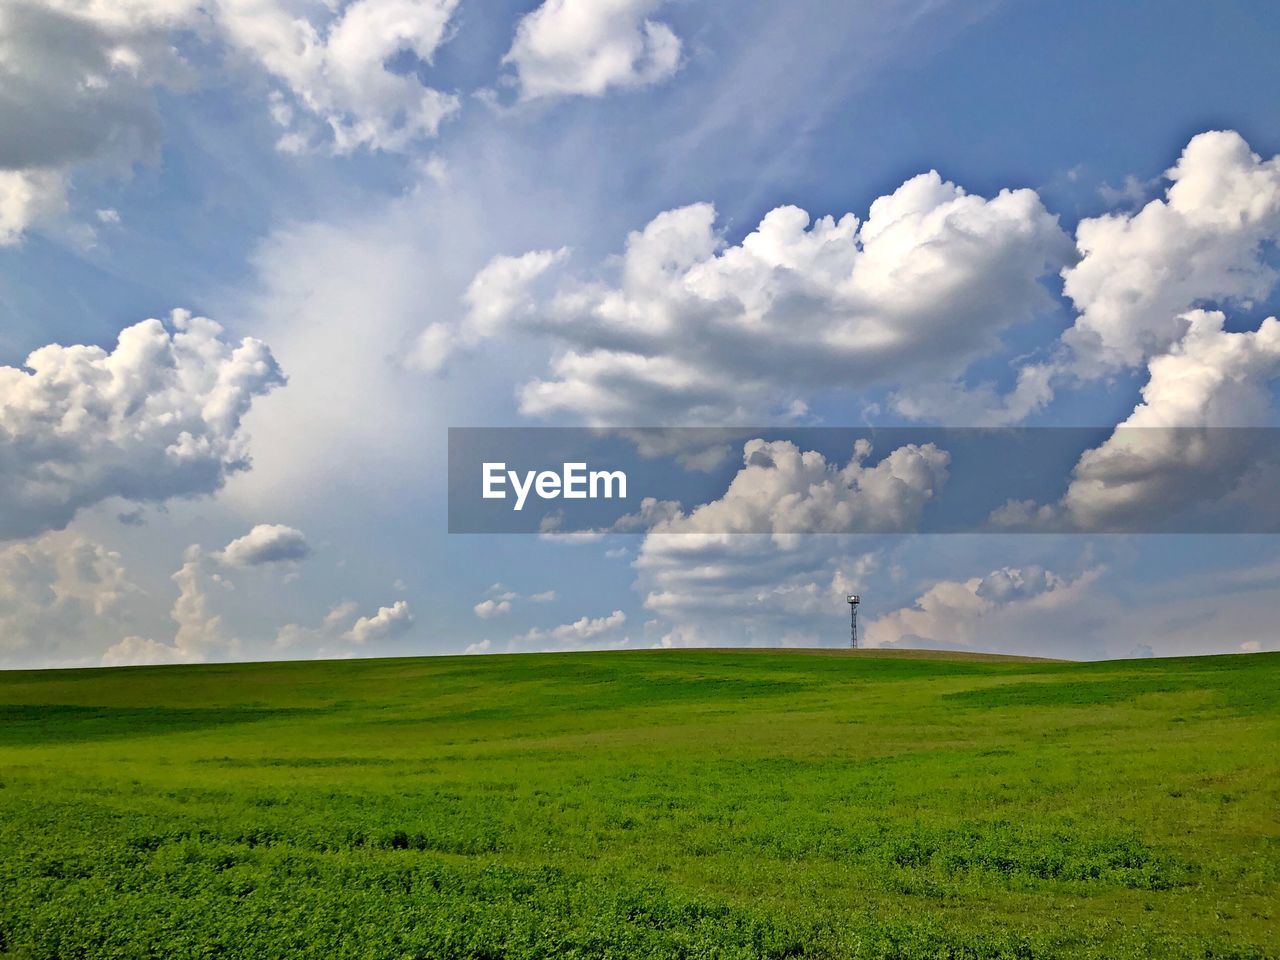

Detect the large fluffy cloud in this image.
[1062,131,1280,373]
[438,173,1071,423]
[995,310,1280,531]
[0,0,460,240]
[503,0,681,100]
[0,310,284,540]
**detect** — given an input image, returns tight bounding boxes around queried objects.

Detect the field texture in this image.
[0,649,1277,959]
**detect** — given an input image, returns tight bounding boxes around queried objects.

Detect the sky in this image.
[3,0,1280,668]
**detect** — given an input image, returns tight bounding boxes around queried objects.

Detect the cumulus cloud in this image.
[219,523,311,566]
[995,310,1280,531]
[215,0,461,154]
[103,546,237,666]
[0,532,142,667]
[473,598,511,619]
[440,174,1070,423]
[0,0,186,241]
[865,565,1103,658]
[0,169,72,245]
[0,0,460,241]
[410,249,566,374]
[473,584,559,618]
[275,597,417,654]
[645,438,949,535]
[1062,130,1280,373]
[503,0,681,100]
[0,310,284,541]
[345,599,413,644]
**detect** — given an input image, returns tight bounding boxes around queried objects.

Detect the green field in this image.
[1,649,1277,959]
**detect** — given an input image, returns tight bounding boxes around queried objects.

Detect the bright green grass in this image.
[1,649,1277,959]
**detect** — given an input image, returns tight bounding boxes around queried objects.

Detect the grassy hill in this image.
[0,649,1277,959]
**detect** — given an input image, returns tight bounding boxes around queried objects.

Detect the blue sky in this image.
[3,0,1280,667]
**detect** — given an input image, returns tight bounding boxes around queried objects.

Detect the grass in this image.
[0,648,1277,959]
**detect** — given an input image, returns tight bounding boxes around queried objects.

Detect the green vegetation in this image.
[1,649,1277,959]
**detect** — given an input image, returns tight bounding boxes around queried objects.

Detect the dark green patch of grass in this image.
[0,703,319,746]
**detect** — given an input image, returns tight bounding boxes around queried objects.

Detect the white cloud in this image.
[995,310,1280,531]
[215,0,461,154]
[410,248,566,373]
[219,523,311,566]
[0,0,461,241]
[0,532,142,666]
[463,638,492,654]
[0,0,186,241]
[643,438,949,535]
[623,437,949,647]
[865,565,1103,658]
[0,169,71,245]
[511,608,628,651]
[0,310,284,540]
[441,174,1070,423]
[275,599,357,649]
[503,0,681,101]
[473,598,511,619]
[1063,130,1280,373]
[474,585,557,618]
[276,597,418,654]
[103,546,237,666]
[345,599,413,644]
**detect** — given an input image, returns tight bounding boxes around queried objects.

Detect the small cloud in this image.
[474,598,512,619]
[345,601,413,645]
[529,590,556,602]
[1240,639,1262,653]
[219,524,311,567]
[502,0,683,101]
[464,639,492,655]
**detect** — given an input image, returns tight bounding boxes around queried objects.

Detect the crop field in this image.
[0,649,1277,959]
